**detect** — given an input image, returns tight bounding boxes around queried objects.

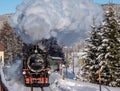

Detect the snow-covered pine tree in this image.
[82,18,102,83]
[97,7,120,87]
[83,7,120,87]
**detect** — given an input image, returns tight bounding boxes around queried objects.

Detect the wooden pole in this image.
[73,50,74,74]
[66,48,68,77]
[66,64,68,77]
[98,70,102,91]
[62,68,64,80]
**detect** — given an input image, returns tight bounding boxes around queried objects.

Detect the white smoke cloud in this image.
[10,0,103,45]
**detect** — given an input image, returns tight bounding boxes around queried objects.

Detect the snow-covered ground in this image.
[51,77,120,91]
[0,61,120,91]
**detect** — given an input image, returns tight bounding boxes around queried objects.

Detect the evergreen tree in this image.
[97,8,120,87]
[83,18,102,83]
[83,7,120,87]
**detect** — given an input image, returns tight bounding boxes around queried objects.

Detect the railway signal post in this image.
[98,70,102,91]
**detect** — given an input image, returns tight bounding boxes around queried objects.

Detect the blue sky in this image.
[0,0,120,15]
[94,0,120,4]
[0,0,22,15]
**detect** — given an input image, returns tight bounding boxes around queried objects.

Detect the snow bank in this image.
[0,60,26,91]
[0,64,120,91]
[51,77,120,91]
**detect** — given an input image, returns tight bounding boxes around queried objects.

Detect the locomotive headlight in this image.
[23,71,26,75]
[35,49,38,53]
[48,70,51,74]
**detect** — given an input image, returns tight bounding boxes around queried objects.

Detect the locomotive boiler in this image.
[22,44,50,87]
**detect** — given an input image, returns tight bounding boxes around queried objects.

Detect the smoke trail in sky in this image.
[10,0,103,46]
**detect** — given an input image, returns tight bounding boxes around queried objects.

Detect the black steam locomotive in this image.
[22,44,50,87]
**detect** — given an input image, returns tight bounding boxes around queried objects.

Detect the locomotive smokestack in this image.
[34,45,38,53]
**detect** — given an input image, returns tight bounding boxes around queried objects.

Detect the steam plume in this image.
[10,0,103,46]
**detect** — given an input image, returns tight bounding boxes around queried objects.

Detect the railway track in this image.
[27,84,55,91]
[29,86,53,91]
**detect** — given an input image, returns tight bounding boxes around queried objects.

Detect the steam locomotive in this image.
[22,44,50,87]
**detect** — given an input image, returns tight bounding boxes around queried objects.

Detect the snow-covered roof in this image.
[51,56,63,60]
